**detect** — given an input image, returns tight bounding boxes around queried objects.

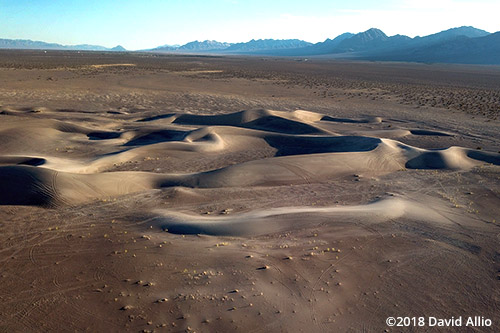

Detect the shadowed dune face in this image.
[264,135,382,156]
[0,156,46,166]
[0,166,57,206]
[123,129,188,146]
[170,109,327,134]
[0,108,498,217]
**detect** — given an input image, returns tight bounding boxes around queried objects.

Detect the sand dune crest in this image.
[0,109,498,207]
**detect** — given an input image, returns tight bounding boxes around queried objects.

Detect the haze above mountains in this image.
[1,26,498,65]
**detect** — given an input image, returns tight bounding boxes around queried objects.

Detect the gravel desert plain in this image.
[0,51,499,332]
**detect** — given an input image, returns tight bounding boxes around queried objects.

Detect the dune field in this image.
[0,51,499,332]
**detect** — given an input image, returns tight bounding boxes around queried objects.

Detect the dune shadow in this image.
[171,112,324,135]
[56,108,96,114]
[0,166,56,206]
[0,157,46,167]
[242,116,323,134]
[410,129,452,136]
[162,224,219,236]
[405,151,450,169]
[136,113,176,122]
[124,130,188,146]
[321,115,370,124]
[265,135,381,156]
[466,150,500,165]
[19,157,46,166]
[406,149,500,169]
[87,131,122,140]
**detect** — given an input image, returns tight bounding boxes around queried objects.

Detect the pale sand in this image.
[1,109,497,207]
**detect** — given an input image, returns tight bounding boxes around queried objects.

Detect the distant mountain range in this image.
[224,39,312,52]
[288,26,492,58]
[0,39,125,52]
[146,26,499,65]
[148,39,312,53]
[1,26,499,65]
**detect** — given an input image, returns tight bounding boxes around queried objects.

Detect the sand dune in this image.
[152,191,465,236]
[140,109,330,134]
[0,165,160,206]
[0,109,498,207]
[152,196,445,236]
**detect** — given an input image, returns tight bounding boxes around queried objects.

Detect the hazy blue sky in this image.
[1,0,499,50]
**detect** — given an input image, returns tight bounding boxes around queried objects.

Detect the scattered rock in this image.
[156,298,168,303]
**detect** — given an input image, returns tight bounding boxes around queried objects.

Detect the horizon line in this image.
[0,25,494,51]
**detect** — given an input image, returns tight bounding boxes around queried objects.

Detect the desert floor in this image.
[0,51,499,332]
